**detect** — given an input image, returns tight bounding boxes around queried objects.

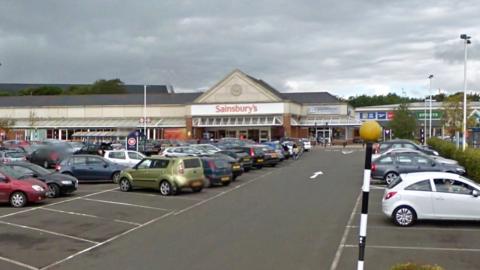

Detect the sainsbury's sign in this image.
[191,103,284,116]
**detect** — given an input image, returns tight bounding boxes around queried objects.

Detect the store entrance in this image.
[203,127,271,142]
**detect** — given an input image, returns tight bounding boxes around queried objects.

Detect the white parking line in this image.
[40,211,175,270]
[329,192,362,270]
[0,255,38,270]
[343,244,480,252]
[0,220,99,245]
[0,187,119,220]
[41,208,142,226]
[108,190,203,201]
[81,198,172,211]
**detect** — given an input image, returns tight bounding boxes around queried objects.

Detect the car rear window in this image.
[253,148,263,155]
[388,177,403,189]
[184,158,201,168]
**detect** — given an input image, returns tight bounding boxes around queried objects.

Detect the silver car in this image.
[382,172,480,226]
[104,150,145,168]
[373,148,458,165]
[371,152,465,184]
[162,147,202,157]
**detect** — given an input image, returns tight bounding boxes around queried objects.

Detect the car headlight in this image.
[61,180,73,185]
[32,185,44,192]
[433,151,439,156]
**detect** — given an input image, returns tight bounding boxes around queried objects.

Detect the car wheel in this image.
[46,183,60,198]
[43,161,49,169]
[222,180,231,186]
[119,178,132,192]
[10,192,27,208]
[111,172,121,183]
[392,206,417,227]
[159,180,173,196]
[384,172,399,185]
[232,175,238,182]
[192,187,203,193]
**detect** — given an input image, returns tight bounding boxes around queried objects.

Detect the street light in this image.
[460,34,471,151]
[428,74,434,140]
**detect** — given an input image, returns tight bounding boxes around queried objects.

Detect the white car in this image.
[104,150,145,167]
[161,147,202,157]
[189,144,221,154]
[382,172,480,226]
[300,140,312,151]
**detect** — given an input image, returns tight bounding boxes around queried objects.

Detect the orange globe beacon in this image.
[359,121,382,142]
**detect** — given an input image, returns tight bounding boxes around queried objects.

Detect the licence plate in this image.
[244,158,251,161]
[233,165,240,169]
[192,181,202,187]
[257,159,263,163]
[271,154,277,158]
[221,176,230,181]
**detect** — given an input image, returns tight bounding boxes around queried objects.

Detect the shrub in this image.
[391,262,444,270]
[427,137,480,182]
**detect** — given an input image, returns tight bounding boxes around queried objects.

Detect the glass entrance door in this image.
[259,130,270,143]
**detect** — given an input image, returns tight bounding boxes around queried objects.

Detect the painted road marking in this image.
[309,171,324,179]
[81,198,172,212]
[343,244,480,252]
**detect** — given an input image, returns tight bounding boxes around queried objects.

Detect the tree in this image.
[65,79,126,95]
[348,92,421,107]
[388,102,417,139]
[19,86,63,96]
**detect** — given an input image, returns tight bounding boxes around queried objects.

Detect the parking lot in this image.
[1,148,480,270]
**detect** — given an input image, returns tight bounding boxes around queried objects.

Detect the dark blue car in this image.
[57,154,127,182]
[200,157,233,187]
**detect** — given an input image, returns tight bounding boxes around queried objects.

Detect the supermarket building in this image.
[0,69,361,143]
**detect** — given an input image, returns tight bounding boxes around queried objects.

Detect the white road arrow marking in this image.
[341,150,354,155]
[310,171,324,179]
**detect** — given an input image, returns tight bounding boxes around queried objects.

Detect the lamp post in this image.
[428,75,434,140]
[423,98,427,145]
[460,34,471,151]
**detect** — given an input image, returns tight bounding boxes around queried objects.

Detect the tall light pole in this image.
[423,98,427,145]
[144,84,147,140]
[460,34,471,151]
[428,74,434,140]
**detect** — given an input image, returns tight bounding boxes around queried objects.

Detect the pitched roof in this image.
[0,83,172,95]
[282,92,342,104]
[0,93,201,107]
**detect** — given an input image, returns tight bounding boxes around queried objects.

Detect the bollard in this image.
[357,121,382,270]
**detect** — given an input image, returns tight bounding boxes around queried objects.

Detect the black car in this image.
[374,139,439,157]
[253,145,280,167]
[212,152,244,180]
[137,140,162,156]
[230,146,265,169]
[28,146,68,168]
[216,150,253,172]
[76,143,113,156]
[3,162,78,197]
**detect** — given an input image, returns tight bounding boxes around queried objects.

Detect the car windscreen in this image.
[25,164,51,175]
[5,152,25,158]
[183,158,201,168]
[214,159,230,168]
[0,166,25,179]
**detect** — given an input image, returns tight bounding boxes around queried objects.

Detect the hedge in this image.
[427,137,480,182]
[391,263,444,270]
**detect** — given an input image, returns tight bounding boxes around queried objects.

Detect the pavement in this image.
[0,148,479,270]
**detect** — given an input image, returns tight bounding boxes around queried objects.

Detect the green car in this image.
[118,156,205,196]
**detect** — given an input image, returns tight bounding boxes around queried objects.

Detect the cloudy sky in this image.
[0,0,479,98]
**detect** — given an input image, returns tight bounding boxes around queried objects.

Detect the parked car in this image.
[67,141,85,153]
[375,148,458,165]
[118,157,205,195]
[0,150,27,163]
[200,156,233,187]
[262,142,286,161]
[104,150,145,167]
[254,145,280,167]
[162,147,203,157]
[3,162,78,198]
[28,147,67,168]
[189,144,221,155]
[299,139,312,152]
[137,140,162,156]
[230,145,265,169]
[1,140,30,149]
[216,149,253,172]
[371,152,466,184]
[382,172,480,226]
[373,139,439,159]
[0,166,47,207]
[212,152,244,180]
[75,143,113,156]
[57,155,127,182]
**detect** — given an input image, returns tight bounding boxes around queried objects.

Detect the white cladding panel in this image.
[191,103,285,116]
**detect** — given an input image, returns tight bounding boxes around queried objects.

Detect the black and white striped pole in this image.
[357,121,382,270]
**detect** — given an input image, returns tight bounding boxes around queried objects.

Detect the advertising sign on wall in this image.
[307,105,342,115]
[377,112,387,119]
[367,112,376,119]
[415,111,443,120]
[191,103,284,116]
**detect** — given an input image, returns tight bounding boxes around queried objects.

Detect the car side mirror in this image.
[103,163,109,168]
[431,162,436,167]
[472,190,479,197]
[0,174,9,182]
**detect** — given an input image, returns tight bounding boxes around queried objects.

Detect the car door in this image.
[127,151,143,167]
[71,156,89,180]
[403,179,435,219]
[146,159,170,188]
[432,178,480,220]
[414,155,440,172]
[87,157,111,180]
[394,153,417,174]
[108,151,127,166]
[129,159,153,188]
[0,172,11,202]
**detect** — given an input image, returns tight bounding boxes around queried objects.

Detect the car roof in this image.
[400,172,461,183]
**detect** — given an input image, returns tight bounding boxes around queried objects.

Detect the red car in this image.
[0,166,47,207]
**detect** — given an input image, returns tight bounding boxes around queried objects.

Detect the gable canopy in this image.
[194,69,284,104]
